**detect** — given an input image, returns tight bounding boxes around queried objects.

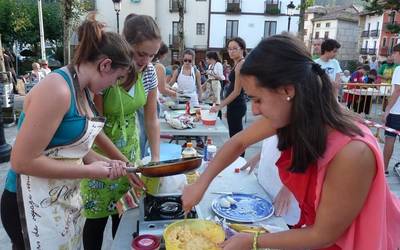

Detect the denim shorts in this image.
[385,113,400,137]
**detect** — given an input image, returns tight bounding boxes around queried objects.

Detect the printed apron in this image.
[17,116,105,250]
[177,67,199,106]
[81,75,160,219]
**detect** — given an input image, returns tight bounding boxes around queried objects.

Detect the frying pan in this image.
[125,156,202,177]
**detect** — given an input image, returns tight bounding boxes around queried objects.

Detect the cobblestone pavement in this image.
[1,104,399,249]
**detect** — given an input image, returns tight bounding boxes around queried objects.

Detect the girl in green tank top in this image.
[81,14,162,249]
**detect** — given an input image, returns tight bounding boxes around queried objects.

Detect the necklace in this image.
[68,65,91,116]
[233,57,244,68]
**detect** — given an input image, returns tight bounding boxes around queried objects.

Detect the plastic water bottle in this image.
[206,143,217,162]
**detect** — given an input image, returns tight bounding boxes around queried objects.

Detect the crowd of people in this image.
[0,11,399,250]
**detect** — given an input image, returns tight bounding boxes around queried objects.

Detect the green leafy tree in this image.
[62,0,94,64]
[0,1,63,48]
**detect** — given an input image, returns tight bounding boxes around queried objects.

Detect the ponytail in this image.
[73,13,133,70]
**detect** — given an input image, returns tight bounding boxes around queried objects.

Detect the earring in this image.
[286,96,291,101]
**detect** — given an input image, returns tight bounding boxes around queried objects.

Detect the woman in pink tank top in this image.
[181,35,400,250]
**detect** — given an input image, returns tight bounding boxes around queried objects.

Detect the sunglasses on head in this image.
[183,59,192,63]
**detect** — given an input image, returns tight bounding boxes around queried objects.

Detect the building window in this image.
[326,22,330,27]
[376,21,380,30]
[315,32,319,39]
[316,23,321,28]
[374,40,377,49]
[389,11,396,24]
[382,37,387,47]
[170,22,179,47]
[324,31,329,39]
[391,37,396,49]
[171,50,180,63]
[196,23,205,35]
[170,0,186,12]
[365,40,369,48]
[367,23,371,31]
[226,20,239,40]
[264,21,277,38]
[172,22,179,36]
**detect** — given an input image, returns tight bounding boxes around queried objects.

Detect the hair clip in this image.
[311,63,325,76]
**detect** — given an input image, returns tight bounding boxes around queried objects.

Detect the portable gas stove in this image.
[135,193,197,239]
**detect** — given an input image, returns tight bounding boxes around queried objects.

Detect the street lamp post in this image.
[287,1,296,32]
[112,0,122,33]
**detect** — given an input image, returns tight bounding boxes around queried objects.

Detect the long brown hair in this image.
[73,13,133,70]
[241,34,362,173]
[121,14,161,89]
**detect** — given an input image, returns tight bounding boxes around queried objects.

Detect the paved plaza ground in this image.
[1,102,400,249]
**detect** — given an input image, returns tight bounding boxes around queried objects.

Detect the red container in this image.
[131,234,161,250]
[202,119,217,126]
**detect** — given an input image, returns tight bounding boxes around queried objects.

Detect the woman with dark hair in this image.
[198,59,208,84]
[211,37,247,156]
[153,42,177,99]
[0,13,130,249]
[203,51,225,105]
[183,34,400,249]
[169,49,202,106]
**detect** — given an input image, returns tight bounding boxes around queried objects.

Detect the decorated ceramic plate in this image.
[211,193,274,223]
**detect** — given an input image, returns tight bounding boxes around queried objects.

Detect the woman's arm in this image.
[182,117,275,212]
[93,94,129,162]
[195,70,202,101]
[200,117,274,185]
[144,88,160,162]
[168,69,179,86]
[11,74,110,179]
[155,63,177,98]
[213,60,244,111]
[223,139,377,249]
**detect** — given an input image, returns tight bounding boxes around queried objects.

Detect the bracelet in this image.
[252,231,259,250]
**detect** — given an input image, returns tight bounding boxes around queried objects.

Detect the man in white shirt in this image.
[314,39,342,92]
[382,43,400,176]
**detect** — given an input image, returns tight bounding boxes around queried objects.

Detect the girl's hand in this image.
[220,233,253,250]
[240,155,260,174]
[273,186,292,216]
[107,160,127,179]
[127,173,146,190]
[86,161,113,179]
[210,105,220,113]
[181,180,208,213]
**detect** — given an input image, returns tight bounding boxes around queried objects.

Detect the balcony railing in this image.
[169,34,179,48]
[370,29,380,37]
[169,0,186,13]
[265,0,281,15]
[368,48,377,55]
[360,48,368,55]
[226,1,241,13]
[361,30,369,37]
